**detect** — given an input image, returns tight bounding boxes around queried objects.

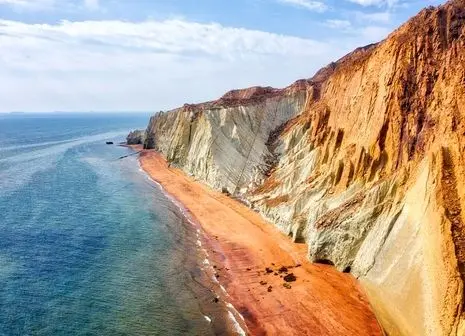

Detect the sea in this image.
[0,113,233,336]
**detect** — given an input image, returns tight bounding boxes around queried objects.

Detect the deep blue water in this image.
[0,113,223,336]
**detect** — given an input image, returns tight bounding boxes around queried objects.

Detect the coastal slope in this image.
[142,1,465,335]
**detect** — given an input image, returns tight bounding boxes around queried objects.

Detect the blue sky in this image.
[0,0,445,112]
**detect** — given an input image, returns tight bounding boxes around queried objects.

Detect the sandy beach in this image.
[137,148,383,336]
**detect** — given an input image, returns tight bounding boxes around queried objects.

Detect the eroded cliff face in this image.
[146,82,309,195]
[144,1,465,335]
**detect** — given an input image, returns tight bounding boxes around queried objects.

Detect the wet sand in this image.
[138,148,383,336]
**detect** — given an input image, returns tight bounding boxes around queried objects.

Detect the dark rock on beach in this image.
[283,273,297,282]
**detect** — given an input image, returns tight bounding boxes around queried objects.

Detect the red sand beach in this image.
[137,148,383,336]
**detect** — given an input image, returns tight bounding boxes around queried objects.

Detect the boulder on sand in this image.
[283,273,297,282]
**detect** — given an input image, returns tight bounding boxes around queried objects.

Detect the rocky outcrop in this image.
[126,130,146,145]
[143,1,465,335]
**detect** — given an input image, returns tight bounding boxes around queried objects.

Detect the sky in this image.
[0,0,445,112]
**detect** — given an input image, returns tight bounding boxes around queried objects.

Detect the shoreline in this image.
[136,146,383,335]
[136,154,247,335]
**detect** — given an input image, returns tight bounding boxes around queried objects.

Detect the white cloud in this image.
[0,0,99,11]
[354,10,391,23]
[347,0,382,5]
[323,18,389,40]
[325,19,352,29]
[0,18,391,112]
[346,0,399,8]
[84,0,98,10]
[0,19,352,112]
[358,25,391,41]
[277,0,328,12]
[0,0,54,10]
[0,0,45,4]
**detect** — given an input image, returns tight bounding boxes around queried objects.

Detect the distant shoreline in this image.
[134,145,383,335]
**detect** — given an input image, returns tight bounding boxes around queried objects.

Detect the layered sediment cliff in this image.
[145,82,309,194]
[143,1,465,334]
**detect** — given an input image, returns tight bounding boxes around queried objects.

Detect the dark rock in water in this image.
[265,267,273,274]
[283,283,292,289]
[283,273,297,282]
[106,141,114,145]
[267,286,273,292]
[260,281,268,286]
[126,130,146,145]
[212,297,219,303]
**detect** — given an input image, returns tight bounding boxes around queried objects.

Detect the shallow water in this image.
[0,113,224,335]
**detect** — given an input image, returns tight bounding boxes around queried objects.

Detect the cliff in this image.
[145,80,309,195]
[142,1,465,335]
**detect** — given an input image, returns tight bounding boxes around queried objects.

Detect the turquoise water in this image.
[0,113,225,335]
